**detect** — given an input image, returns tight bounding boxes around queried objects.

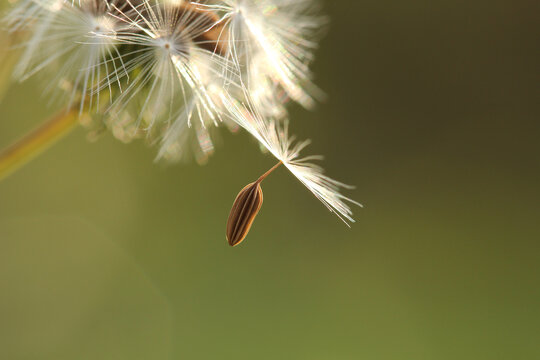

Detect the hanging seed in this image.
[226,162,282,247]
[226,182,264,247]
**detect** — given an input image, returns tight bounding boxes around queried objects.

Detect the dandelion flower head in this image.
[3,0,360,224]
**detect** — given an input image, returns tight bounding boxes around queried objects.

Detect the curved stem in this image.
[0,107,79,181]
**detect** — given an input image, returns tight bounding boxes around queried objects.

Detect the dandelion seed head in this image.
[3,0,360,224]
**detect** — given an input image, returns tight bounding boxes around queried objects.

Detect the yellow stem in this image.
[0,107,79,181]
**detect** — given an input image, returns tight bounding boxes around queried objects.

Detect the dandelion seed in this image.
[6,0,129,112]
[220,91,361,230]
[226,182,264,246]
[226,161,281,246]
[211,0,328,113]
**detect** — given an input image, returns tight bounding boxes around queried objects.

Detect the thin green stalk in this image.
[0,107,79,181]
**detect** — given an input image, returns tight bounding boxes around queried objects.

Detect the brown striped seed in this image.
[226,162,282,247]
[226,182,264,247]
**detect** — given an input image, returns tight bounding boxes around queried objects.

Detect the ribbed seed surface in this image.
[226,182,264,247]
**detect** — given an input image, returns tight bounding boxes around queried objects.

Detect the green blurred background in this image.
[0,0,539,359]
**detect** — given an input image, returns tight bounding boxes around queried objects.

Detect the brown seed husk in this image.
[226,182,264,247]
[173,2,228,56]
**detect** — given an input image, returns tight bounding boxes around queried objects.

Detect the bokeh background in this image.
[0,0,539,359]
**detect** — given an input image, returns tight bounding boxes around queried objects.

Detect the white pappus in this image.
[6,0,128,113]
